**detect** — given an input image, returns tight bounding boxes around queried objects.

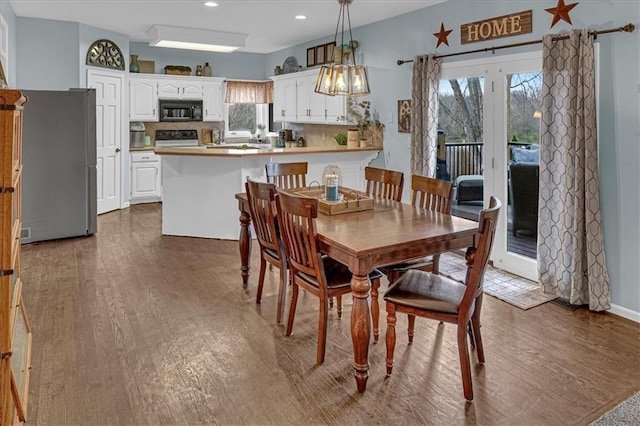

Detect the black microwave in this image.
[159,99,203,122]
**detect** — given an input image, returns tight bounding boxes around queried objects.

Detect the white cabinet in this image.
[273,76,297,122]
[130,76,158,121]
[158,79,203,99]
[296,74,325,122]
[271,70,348,124]
[203,80,224,121]
[130,152,162,203]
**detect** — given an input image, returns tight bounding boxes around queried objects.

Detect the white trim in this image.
[608,304,640,323]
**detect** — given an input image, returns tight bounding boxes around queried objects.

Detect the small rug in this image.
[438,253,557,310]
[591,391,640,425]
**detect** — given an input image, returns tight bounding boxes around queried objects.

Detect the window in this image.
[225,103,270,137]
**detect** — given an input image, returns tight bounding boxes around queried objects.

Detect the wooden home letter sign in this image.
[461,10,532,44]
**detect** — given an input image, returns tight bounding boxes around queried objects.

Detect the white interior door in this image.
[88,69,123,214]
[439,51,541,281]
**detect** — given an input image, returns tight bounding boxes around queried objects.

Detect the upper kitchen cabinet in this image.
[271,70,348,125]
[158,79,203,100]
[130,76,159,121]
[202,80,225,121]
[272,74,297,122]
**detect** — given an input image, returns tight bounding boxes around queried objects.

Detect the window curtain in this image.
[411,54,441,177]
[225,80,273,104]
[538,29,611,311]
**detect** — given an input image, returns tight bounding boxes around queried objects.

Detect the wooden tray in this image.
[293,187,373,215]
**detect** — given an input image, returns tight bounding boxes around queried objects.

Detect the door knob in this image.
[115,148,121,153]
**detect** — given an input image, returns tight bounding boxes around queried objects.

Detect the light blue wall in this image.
[267,0,640,314]
[130,42,266,80]
[16,18,80,90]
[0,1,17,87]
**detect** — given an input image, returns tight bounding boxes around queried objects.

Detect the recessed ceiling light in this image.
[295,15,307,20]
[204,2,219,7]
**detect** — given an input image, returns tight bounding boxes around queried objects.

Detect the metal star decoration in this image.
[545,0,579,28]
[434,22,453,48]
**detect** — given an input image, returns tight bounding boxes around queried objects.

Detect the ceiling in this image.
[9,0,445,54]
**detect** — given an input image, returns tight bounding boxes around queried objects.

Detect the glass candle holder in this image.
[323,165,342,201]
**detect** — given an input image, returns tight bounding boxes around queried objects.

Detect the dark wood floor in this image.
[20,203,639,425]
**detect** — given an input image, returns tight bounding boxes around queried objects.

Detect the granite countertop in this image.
[153,145,381,157]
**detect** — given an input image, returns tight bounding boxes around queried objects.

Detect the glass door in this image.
[439,52,542,281]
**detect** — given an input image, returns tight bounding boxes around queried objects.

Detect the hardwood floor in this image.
[20,203,639,425]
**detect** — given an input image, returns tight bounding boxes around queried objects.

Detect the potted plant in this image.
[333,133,348,146]
[257,123,266,139]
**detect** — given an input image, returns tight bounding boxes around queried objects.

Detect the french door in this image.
[438,51,542,280]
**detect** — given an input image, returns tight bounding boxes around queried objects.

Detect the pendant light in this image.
[314,0,370,97]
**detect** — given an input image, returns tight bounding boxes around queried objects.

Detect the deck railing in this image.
[443,142,483,182]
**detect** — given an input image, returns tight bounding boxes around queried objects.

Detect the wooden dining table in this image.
[235,191,479,393]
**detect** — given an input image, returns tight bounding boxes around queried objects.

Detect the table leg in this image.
[239,209,252,289]
[350,273,371,393]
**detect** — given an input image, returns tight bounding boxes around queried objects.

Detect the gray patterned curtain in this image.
[538,29,611,311]
[411,55,441,177]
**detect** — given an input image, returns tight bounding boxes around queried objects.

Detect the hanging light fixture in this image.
[314,0,370,97]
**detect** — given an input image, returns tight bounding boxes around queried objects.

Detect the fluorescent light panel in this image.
[147,25,247,53]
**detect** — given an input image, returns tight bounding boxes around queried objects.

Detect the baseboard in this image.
[122,201,131,209]
[608,304,640,323]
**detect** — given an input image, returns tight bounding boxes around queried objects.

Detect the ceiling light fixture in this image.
[295,15,307,20]
[147,25,247,53]
[203,1,218,7]
[314,0,370,97]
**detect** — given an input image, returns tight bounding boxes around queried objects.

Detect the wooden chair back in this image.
[275,188,325,288]
[245,179,281,257]
[364,166,404,202]
[410,175,454,213]
[460,196,501,313]
[265,162,308,189]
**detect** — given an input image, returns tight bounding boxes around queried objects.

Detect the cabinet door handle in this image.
[115,148,121,153]
[153,108,156,116]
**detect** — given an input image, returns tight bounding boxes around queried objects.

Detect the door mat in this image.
[591,391,640,425]
[438,253,557,310]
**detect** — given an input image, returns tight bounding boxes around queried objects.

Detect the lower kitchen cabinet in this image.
[130,152,162,203]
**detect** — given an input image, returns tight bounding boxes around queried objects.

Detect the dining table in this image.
[235,191,479,393]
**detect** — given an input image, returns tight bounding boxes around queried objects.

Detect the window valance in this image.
[225,80,273,104]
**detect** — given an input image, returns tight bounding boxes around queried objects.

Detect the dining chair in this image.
[371,175,454,342]
[245,179,288,324]
[383,196,501,401]
[364,166,404,202]
[275,188,355,365]
[265,162,308,189]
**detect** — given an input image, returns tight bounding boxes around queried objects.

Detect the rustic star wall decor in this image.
[545,0,579,28]
[434,22,453,48]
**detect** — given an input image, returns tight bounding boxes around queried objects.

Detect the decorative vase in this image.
[130,55,140,73]
[203,62,212,77]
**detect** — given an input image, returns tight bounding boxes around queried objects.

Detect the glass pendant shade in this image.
[314,0,370,97]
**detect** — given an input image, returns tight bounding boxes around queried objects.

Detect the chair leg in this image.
[275,263,287,324]
[472,295,485,363]
[256,257,267,304]
[336,295,343,319]
[407,315,416,344]
[432,254,441,275]
[385,303,397,375]
[457,321,474,401]
[371,277,380,342]
[468,322,476,348]
[329,297,334,309]
[285,283,299,336]
[317,296,329,364]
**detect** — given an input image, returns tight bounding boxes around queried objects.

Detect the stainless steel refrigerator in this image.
[21,89,98,243]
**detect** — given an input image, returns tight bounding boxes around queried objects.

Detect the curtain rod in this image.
[396,23,635,66]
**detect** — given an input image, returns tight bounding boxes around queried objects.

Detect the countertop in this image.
[153,145,381,157]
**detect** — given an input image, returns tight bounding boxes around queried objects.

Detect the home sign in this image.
[460,10,532,44]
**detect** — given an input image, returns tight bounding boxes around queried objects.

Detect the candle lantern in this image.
[322,165,342,201]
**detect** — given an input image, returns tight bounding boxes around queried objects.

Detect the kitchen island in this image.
[154,145,381,239]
